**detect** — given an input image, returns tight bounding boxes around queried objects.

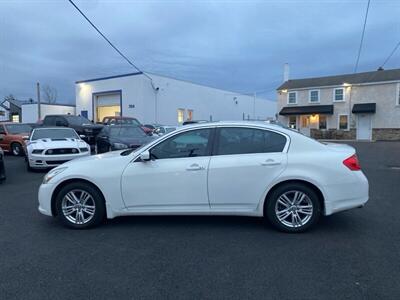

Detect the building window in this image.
[319,115,327,129]
[338,114,349,130]
[187,109,193,121]
[0,111,5,116]
[287,92,297,104]
[177,109,185,123]
[397,84,400,105]
[334,88,345,102]
[309,90,320,103]
[288,116,297,129]
[11,114,19,123]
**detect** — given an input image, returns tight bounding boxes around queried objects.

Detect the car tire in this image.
[265,183,321,233]
[11,142,24,156]
[55,182,106,229]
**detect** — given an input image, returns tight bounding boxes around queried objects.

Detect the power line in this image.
[67,0,152,81]
[354,0,371,73]
[380,40,400,69]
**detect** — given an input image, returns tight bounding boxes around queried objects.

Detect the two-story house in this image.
[276,68,400,140]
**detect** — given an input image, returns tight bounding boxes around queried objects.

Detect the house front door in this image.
[299,115,311,136]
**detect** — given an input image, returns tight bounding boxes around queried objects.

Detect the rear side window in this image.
[216,127,286,155]
[44,116,56,125]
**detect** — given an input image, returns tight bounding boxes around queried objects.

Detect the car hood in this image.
[28,138,88,150]
[111,136,155,146]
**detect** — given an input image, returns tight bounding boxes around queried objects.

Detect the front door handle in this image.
[186,163,205,171]
[260,159,281,166]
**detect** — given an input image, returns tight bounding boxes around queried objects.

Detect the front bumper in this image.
[28,152,90,169]
[38,183,56,216]
[324,171,369,215]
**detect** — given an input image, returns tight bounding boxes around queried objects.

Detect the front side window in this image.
[216,127,286,155]
[309,90,319,103]
[151,129,211,159]
[338,115,348,130]
[334,88,345,101]
[319,115,327,130]
[288,92,297,104]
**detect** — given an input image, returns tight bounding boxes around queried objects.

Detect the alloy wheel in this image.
[61,189,96,225]
[274,190,313,228]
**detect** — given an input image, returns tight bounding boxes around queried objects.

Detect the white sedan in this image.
[26,127,91,170]
[38,122,368,232]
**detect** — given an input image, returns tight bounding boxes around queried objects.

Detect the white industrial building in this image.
[21,103,76,123]
[75,72,276,125]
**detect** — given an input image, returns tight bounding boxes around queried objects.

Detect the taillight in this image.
[343,154,361,171]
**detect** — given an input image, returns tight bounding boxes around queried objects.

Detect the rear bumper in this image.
[323,171,369,215]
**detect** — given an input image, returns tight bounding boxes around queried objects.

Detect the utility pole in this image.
[36,82,41,121]
[253,92,256,120]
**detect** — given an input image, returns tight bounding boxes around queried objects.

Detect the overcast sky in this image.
[1,0,399,104]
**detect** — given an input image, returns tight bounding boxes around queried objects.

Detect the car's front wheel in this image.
[11,142,23,156]
[265,183,321,233]
[55,182,106,229]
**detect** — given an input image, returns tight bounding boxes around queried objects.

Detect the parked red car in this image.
[0,122,32,156]
[101,116,153,135]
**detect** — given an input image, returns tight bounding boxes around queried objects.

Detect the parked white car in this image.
[38,121,368,232]
[26,127,91,170]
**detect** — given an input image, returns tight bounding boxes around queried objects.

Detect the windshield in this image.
[109,118,141,125]
[109,126,147,137]
[5,124,32,134]
[31,128,79,140]
[65,115,92,126]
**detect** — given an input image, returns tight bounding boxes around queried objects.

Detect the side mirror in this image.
[79,134,86,139]
[139,150,151,161]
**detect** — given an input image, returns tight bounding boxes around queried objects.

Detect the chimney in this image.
[283,63,290,82]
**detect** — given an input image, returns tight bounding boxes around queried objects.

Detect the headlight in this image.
[113,143,128,149]
[42,167,67,184]
[84,128,93,133]
[79,147,89,152]
[32,149,44,154]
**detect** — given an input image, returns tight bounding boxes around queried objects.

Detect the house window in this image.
[397,84,400,105]
[0,111,4,116]
[177,109,185,123]
[338,114,349,130]
[187,109,193,121]
[319,115,327,129]
[287,92,297,104]
[11,114,19,123]
[309,90,320,103]
[334,88,345,102]
[288,116,297,129]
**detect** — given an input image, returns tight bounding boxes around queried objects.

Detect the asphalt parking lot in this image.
[1,142,399,299]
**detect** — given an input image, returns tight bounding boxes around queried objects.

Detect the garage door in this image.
[94,93,121,122]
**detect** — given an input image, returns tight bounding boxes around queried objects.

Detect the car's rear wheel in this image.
[265,183,321,233]
[11,142,23,156]
[55,182,106,229]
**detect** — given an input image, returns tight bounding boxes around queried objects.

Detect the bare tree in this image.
[4,94,16,102]
[41,85,58,104]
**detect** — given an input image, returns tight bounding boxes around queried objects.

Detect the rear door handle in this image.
[186,163,205,171]
[260,159,281,166]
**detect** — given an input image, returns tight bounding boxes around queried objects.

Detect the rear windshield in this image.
[109,118,141,126]
[109,126,147,137]
[31,128,78,140]
[5,124,32,134]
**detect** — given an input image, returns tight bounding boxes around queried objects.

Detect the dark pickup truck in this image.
[42,115,103,145]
